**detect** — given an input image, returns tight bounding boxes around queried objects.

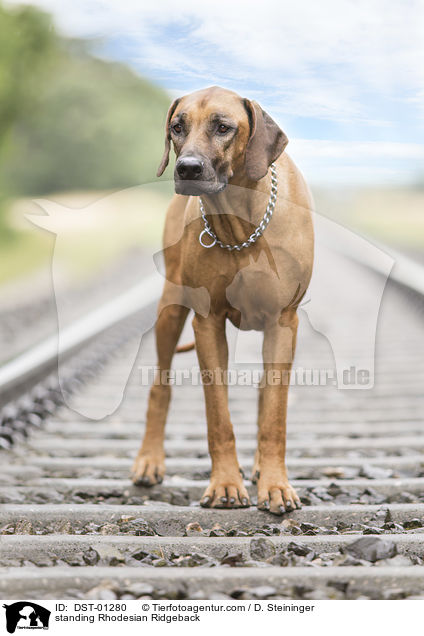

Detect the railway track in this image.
[0,244,423,601]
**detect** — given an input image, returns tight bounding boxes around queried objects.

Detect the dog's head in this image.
[157,86,288,195]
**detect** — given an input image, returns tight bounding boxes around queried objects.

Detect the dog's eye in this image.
[172,123,182,134]
[217,124,230,134]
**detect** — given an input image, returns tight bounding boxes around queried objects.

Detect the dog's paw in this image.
[251,451,260,483]
[257,479,302,515]
[200,477,250,508]
[251,469,260,484]
[131,453,165,487]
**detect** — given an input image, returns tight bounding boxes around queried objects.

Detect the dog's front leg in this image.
[193,313,250,508]
[132,298,189,486]
[256,309,302,514]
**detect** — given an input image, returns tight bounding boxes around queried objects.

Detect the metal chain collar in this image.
[198,162,278,251]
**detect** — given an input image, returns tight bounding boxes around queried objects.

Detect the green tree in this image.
[0,2,170,241]
[2,51,170,195]
[0,2,57,235]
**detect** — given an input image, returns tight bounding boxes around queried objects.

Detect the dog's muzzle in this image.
[174,155,227,195]
[176,156,204,181]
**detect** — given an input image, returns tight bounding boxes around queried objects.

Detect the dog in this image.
[132,86,314,515]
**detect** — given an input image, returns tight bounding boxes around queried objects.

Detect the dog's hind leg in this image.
[132,285,189,486]
[256,309,302,514]
[251,378,263,484]
[193,313,250,509]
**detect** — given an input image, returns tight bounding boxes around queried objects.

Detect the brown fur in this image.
[132,86,314,515]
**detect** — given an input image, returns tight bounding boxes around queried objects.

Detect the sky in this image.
[6,0,424,185]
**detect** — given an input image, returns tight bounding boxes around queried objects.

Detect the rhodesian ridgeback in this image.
[132,86,314,514]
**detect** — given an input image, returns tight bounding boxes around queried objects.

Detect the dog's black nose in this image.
[176,157,204,180]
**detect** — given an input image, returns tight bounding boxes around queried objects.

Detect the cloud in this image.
[7,0,424,102]
[289,139,424,184]
[115,1,424,123]
[5,0,424,183]
[291,139,424,160]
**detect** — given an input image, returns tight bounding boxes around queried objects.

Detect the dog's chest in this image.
[182,236,306,329]
[225,258,294,329]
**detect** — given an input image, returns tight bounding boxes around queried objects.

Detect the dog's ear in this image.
[243,99,288,181]
[157,98,181,177]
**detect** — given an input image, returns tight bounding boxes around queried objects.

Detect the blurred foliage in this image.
[2,51,170,194]
[0,2,170,241]
[0,2,57,236]
[0,3,56,140]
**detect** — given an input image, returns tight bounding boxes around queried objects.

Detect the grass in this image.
[0,183,172,285]
[312,185,424,253]
[1,182,423,288]
[0,229,50,285]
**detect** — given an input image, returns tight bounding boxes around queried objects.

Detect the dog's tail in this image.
[175,341,195,353]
